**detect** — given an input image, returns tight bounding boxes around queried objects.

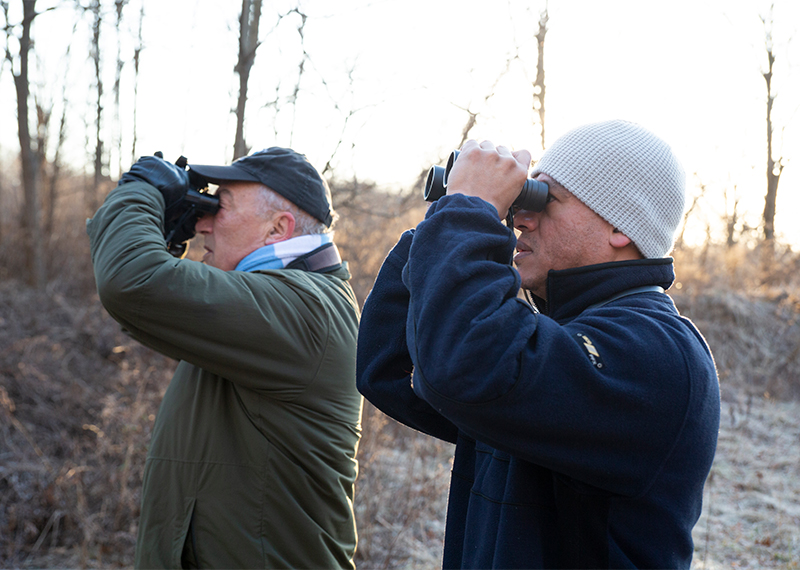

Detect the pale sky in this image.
[1,0,798,246]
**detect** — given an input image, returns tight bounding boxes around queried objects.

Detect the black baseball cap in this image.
[189,147,333,227]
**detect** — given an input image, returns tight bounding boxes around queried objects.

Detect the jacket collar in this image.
[532,258,675,320]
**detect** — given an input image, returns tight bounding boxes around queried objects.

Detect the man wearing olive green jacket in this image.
[87,148,362,569]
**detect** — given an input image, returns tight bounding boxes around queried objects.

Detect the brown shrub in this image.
[672,243,800,402]
[0,278,175,567]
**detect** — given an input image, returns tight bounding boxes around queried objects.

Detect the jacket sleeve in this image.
[356,230,458,443]
[87,181,357,398]
[403,194,702,496]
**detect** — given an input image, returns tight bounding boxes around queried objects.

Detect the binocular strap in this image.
[286,242,343,274]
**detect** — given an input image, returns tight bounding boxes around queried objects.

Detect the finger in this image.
[496,145,512,157]
[478,140,496,151]
[460,139,480,152]
[512,149,533,169]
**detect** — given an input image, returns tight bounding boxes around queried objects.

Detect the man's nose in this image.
[195,213,213,234]
[513,209,540,232]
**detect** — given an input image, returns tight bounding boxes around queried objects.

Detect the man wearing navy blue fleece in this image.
[357,120,720,569]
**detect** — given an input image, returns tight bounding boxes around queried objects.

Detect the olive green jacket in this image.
[87,182,362,569]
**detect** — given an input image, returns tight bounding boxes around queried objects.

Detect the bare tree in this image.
[453,52,520,151]
[760,6,786,244]
[318,63,370,178]
[532,8,548,150]
[233,3,362,174]
[674,175,707,251]
[113,0,127,176]
[131,0,143,162]
[285,7,308,148]
[2,0,48,288]
[88,0,104,212]
[722,183,742,248]
[233,0,262,160]
[506,3,548,152]
[236,4,310,155]
[44,35,75,236]
[35,97,51,224]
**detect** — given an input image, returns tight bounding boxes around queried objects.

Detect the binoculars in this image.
[163,156,220,257]
[424,150,549,213]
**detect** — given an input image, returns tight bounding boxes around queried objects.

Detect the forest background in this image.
[1,0,799,568]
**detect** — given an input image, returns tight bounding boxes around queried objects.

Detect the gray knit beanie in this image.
[531,120,685,259]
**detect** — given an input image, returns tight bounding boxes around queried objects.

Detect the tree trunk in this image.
[723,185,740,248]
[131,2,144,163]
[86,0,103,214]
[13,0,46,288]
[46,90,69,237]
[533,9,548,150]
[44,20,77,237]
[233,0,262,160]
[761,16,783,244]
[114,0,127,176]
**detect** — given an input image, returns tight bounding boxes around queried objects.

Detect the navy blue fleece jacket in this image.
[357,194,720,569]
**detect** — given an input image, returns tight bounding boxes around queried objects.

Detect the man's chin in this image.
[516,272,544,298]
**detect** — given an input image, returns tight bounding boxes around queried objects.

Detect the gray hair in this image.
[255,185,337,235]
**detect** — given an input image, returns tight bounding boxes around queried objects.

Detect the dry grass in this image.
[354,404,453,570]
[670,243,800,568]
[1,180,799,567]
[692,397,800,569]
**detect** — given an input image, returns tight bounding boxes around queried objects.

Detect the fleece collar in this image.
[536,258,675,321]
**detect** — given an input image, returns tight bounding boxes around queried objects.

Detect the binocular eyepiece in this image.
[424,150,549,214]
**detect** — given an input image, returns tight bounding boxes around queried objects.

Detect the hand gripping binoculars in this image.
[424,150,549,214]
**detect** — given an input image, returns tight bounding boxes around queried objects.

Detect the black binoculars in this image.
[163,156,220,258]
[424,150,549,213]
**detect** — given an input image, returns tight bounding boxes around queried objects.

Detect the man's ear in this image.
[609,227,644,259]
[265,211,296,245]
[609,227,633,249]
